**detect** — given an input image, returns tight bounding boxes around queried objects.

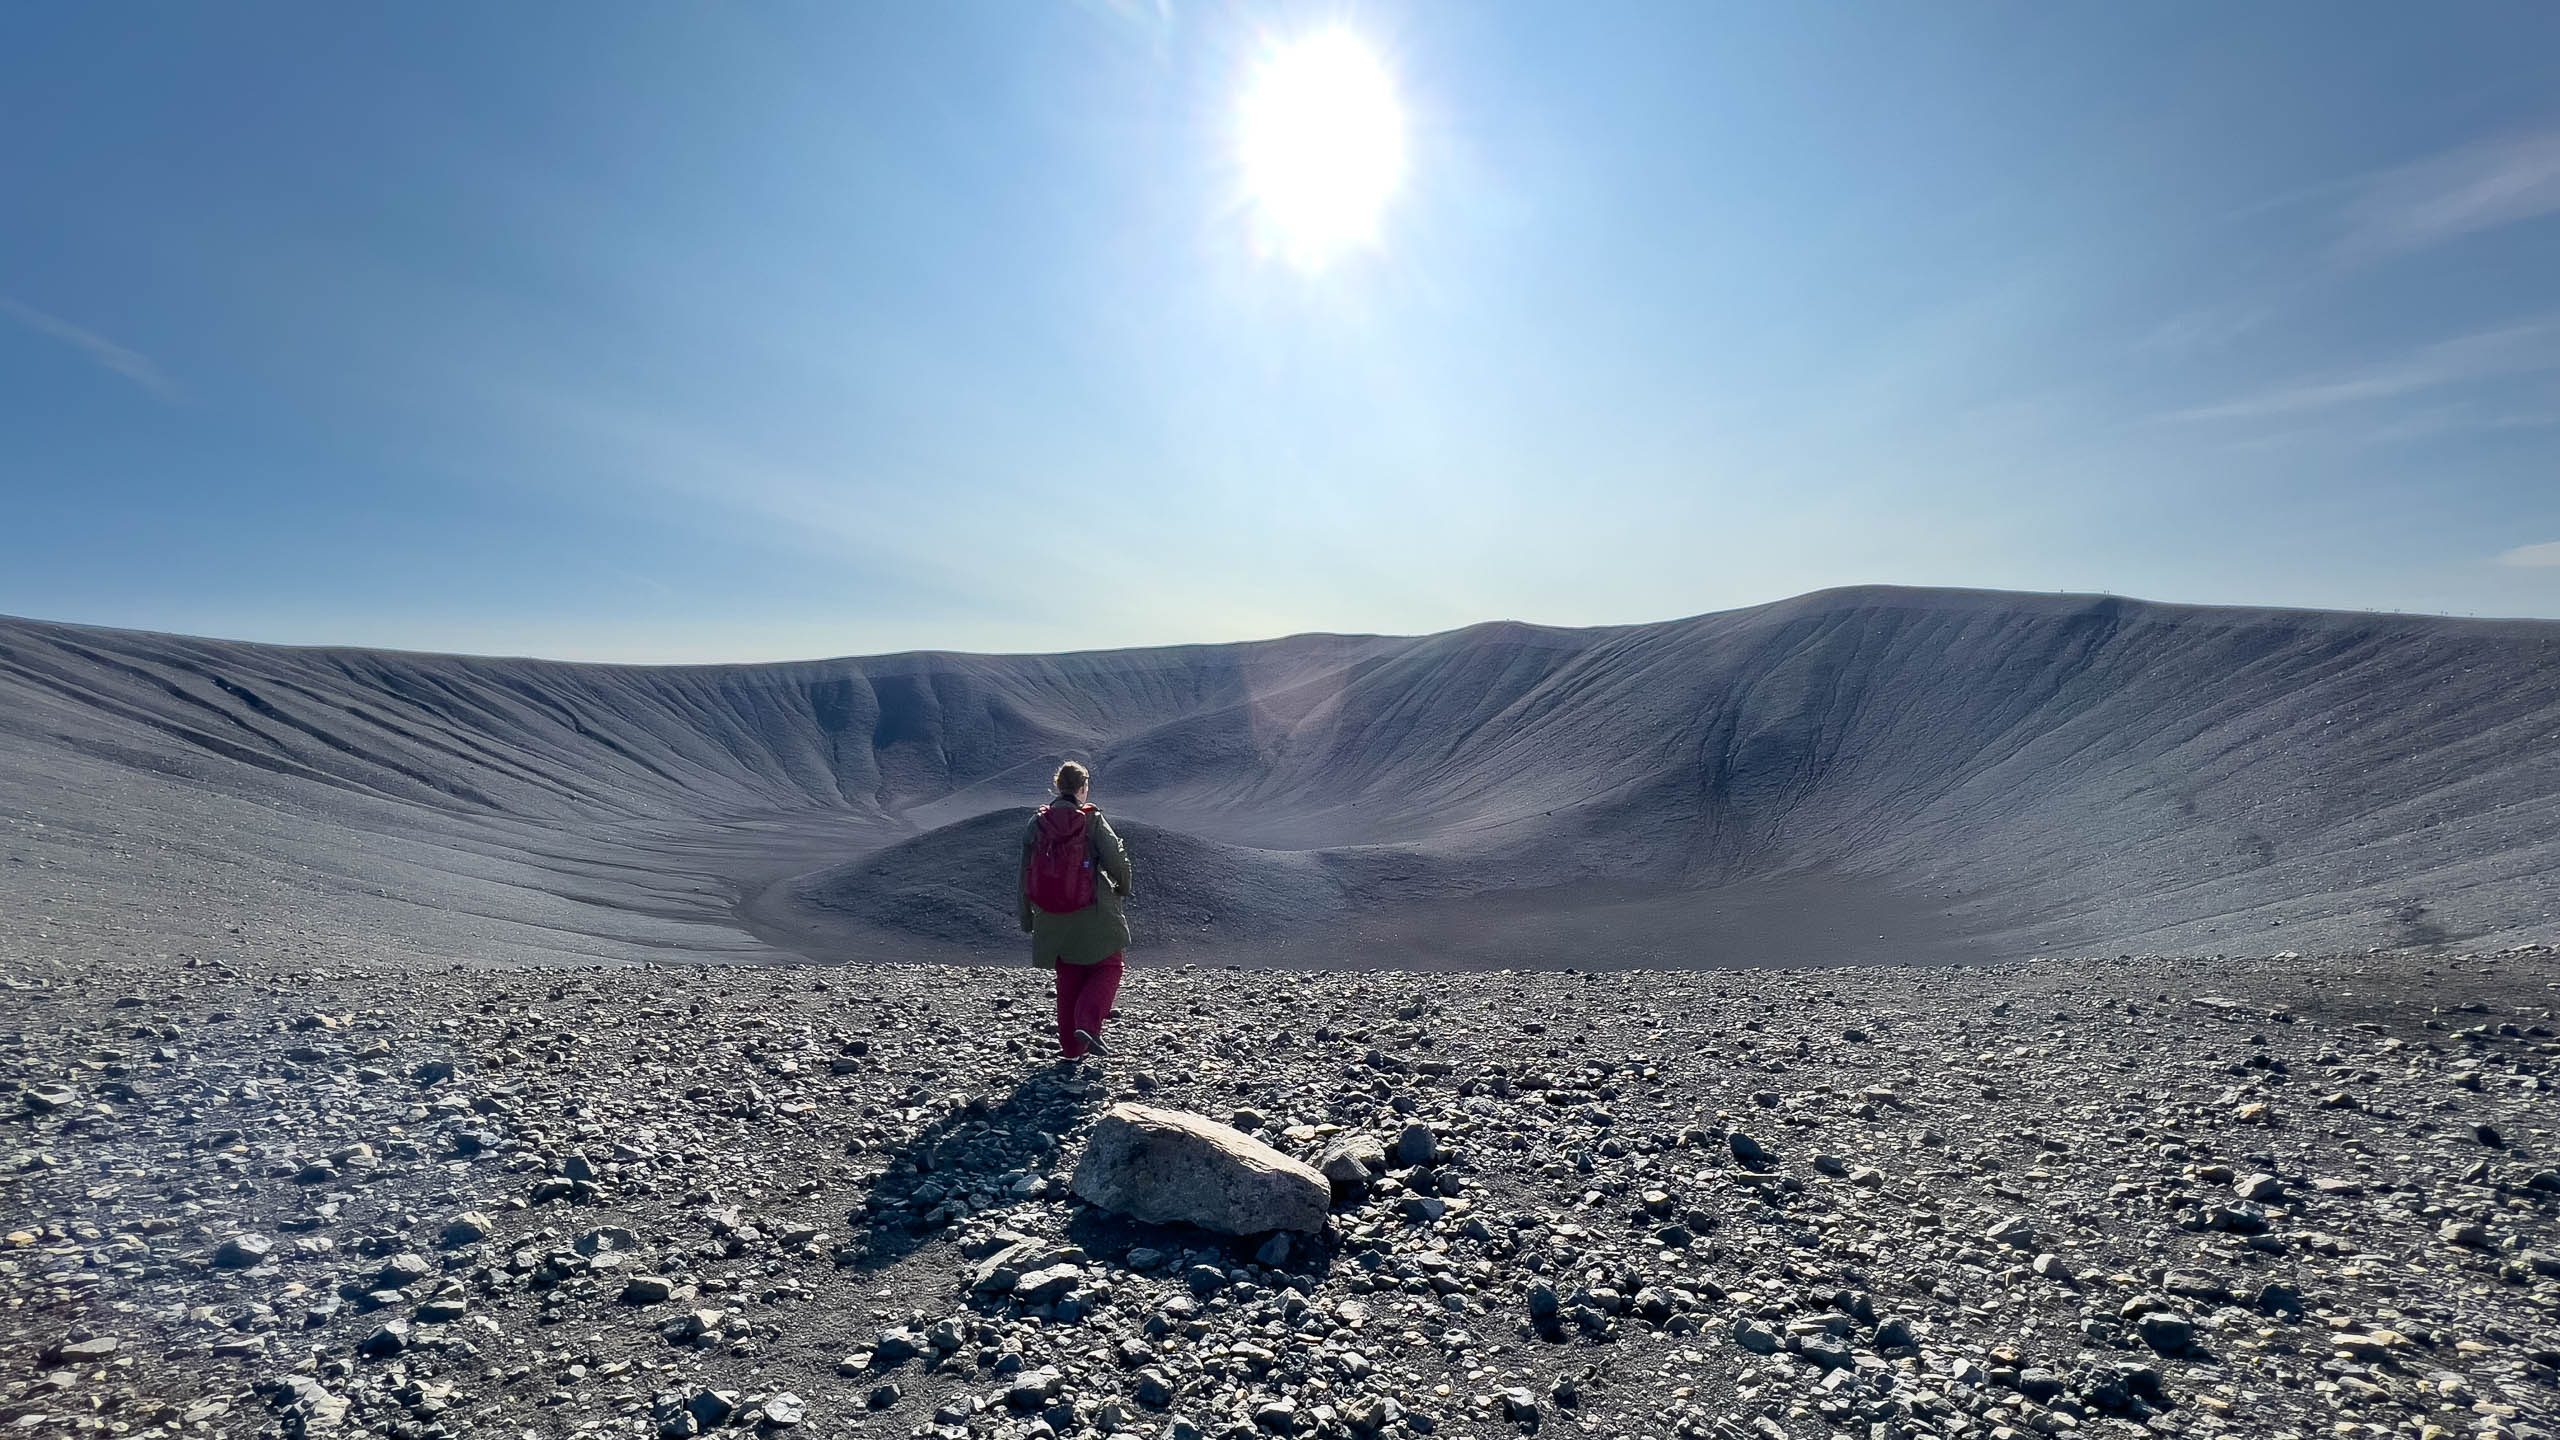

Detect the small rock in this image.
[1005,1367,1063,1409]
[439,1212,493,1248]
[1527,1280,1560,1321]
[1393,1123,1438,1167]
[2205,1204,2270,1234]
[24,1084,77,1114]
[2256,1281,2306,1315]
[1317,1135,1388,1202]
[1014,1263,1082,1304]
[622,1274,675,1305]
[2135,1311,2194,1354]
[686,1390,737,1429]
[2233,1172,2284,1202]
[2163,1270,2230,1303]
[1797,1333,1851,1370]
[213,1234,273,1268]
[2439,1219,2493,1250]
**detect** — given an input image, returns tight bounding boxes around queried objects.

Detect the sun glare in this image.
[1238,30,1406,268]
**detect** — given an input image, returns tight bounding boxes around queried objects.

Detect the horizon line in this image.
[4,582,2556,671]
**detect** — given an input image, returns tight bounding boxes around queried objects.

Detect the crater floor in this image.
[3,943,2555,1440]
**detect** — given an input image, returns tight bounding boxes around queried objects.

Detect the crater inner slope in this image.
[2,585,2554,969]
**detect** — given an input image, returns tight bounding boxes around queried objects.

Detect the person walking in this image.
[1020,760,1133,1062]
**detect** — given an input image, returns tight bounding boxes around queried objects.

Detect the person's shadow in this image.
[839,1064,1109,1270]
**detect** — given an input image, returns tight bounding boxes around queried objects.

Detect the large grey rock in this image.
[1070,1104,1330,1235]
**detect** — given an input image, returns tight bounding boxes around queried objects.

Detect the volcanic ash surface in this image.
[4,945,2558,1440]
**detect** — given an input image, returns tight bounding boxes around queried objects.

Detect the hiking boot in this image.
[1074,1029,1109,1058]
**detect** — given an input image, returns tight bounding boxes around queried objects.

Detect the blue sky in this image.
[4,2,2558,661]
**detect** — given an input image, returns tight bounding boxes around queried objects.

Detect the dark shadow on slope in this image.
[760,860,2013,973]
[2390,896,2451,948]
[771,811,1373,954]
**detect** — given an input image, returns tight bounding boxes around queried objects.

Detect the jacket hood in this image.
[1036,804,1091,844]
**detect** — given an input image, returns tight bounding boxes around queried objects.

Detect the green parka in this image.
[1018,799,1134,967]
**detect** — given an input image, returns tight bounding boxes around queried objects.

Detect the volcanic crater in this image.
[4,584,2556,971]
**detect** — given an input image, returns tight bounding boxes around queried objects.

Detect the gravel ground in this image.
[5,945,2557,1440]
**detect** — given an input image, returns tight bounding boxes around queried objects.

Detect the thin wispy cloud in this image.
[0,296,179,401]
[1075,0,1175,57]
[2360,403,2560,446]
[2136,302,2273,356]
[1080,0,1171,24]
[2501,540,2560,568]
[509,390,1032,606]
[2165,319,2560,424]
[2337,130,2560,263]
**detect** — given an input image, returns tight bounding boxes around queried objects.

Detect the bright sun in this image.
[1238,31,1406,268]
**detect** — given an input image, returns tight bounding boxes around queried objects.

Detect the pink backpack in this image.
[1026,804,1098,912]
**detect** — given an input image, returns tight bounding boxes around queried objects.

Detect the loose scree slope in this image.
[2,586,2553,971]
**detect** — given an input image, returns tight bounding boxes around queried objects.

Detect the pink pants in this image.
[1055,954,1123,1057]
